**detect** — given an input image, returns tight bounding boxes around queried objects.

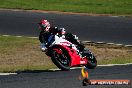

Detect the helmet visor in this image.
[39,24,46,30]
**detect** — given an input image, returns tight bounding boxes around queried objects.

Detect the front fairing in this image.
[46,35,88,67]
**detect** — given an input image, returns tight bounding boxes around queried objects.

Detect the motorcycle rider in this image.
[38,19,85,54]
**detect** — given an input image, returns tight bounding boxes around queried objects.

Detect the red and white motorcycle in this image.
[45,34,97,71]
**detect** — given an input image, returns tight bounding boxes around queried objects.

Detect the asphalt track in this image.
[0,65,132,88]
[0,9,132,45]
[0,10,132,88]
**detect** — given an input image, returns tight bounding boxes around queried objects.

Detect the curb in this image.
[82,41,132,48]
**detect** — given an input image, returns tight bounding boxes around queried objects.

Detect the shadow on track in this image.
[16,69,65,74]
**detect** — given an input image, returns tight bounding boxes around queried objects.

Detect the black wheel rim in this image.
[85,53,96,64]
[54,51,70,66]
[89,55,96,63]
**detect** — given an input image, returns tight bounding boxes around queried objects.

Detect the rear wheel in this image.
[51,48,71,71]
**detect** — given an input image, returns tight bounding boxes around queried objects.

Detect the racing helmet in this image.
[39,19,50,31]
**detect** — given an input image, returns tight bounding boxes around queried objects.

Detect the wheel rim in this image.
[54,50,70,67]
[85,54,96,64]
[89,55,96,63]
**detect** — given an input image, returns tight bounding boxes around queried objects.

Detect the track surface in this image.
[0,10,132,88]
[0,10,132,44]
[0,65,132,88]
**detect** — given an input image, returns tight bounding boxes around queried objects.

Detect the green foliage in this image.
[0,0,132,15]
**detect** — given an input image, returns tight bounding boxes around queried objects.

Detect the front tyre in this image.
[85,53,97,69]
[51,49,71,71]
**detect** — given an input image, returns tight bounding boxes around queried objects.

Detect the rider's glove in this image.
[73,35,78,40]
[59,28,66,34]
[40,43,47,52]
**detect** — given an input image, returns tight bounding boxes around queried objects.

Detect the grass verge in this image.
[0,35,132,72]
[0,35,56,72]
[0,0,132,15]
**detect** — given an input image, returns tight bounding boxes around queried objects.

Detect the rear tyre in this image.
[51,49,71,71]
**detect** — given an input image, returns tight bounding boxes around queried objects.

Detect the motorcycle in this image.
[45,34,97,71]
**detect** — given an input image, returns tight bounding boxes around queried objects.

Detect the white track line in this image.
[0,63,132,75]
[1,35,38,39]
[98,63,132,67]
[16,36,22,37]
[111,16,119,18]
[49,63,132,71]
[27,37,38,39]
[2,35,10,37]
[0,73,17,76]
[1,35,132,46]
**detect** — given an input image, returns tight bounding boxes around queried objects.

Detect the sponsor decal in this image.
[79,67,131,86]
[80,61,86,64]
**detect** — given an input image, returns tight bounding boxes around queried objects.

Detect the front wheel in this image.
[85,53,97,69]
[51,49,71,71]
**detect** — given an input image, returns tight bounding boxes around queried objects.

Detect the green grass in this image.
[98,55,132,65]
[0,0,132,15]
[0,35,56,72]
[0,35,132,72]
